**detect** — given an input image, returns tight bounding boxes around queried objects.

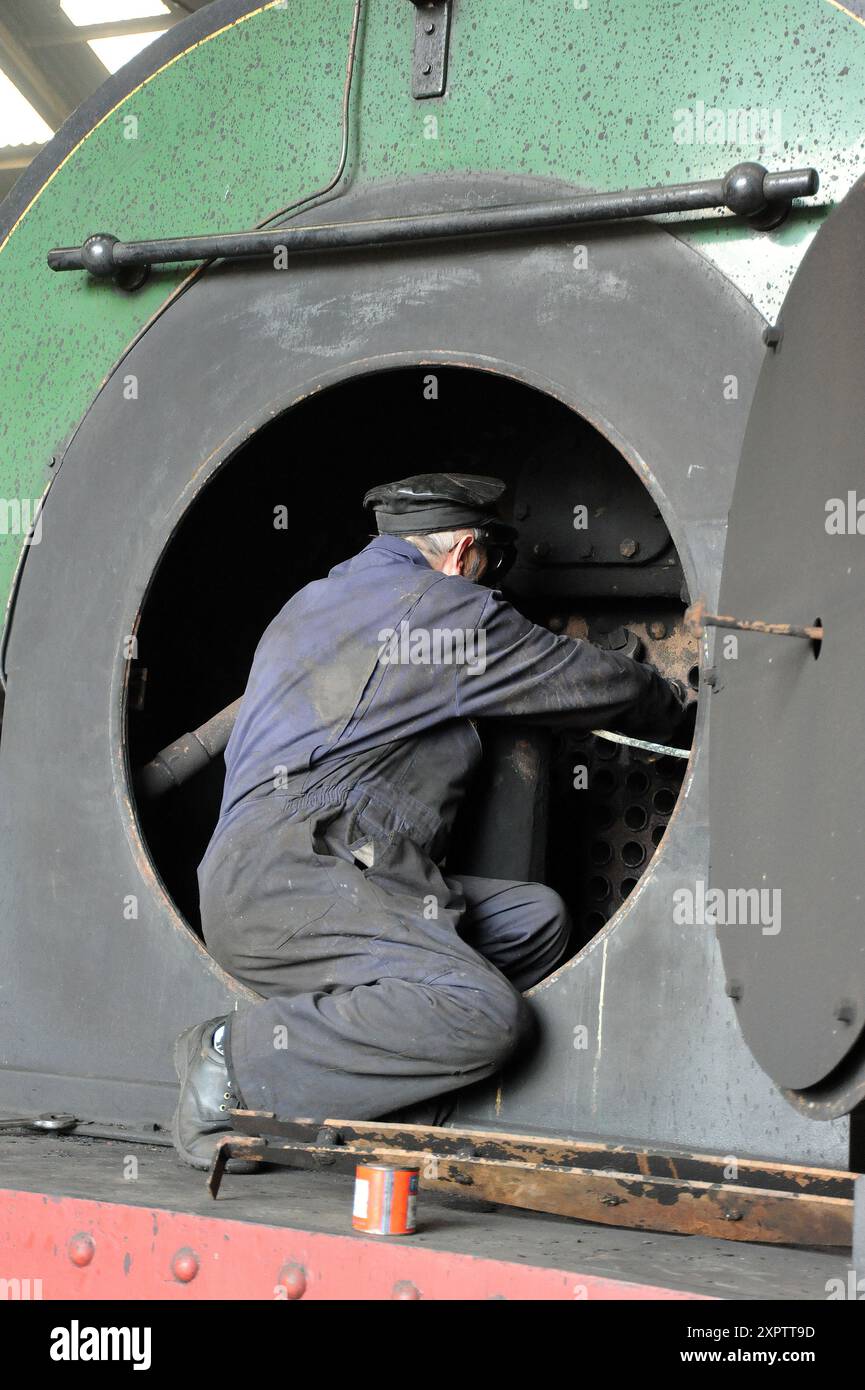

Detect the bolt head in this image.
[619,538,639,559]
[171,1248,199,1283]
[277,1263,307,1299]
[648,621,667,640]
[392,1280,421,1300]
[68,1233,95,1267]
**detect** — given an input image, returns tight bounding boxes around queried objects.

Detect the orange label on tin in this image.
[352,1165,420,1236]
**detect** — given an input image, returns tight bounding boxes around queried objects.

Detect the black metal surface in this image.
[3,172,846,1167]
[46,164,819,276]
[408,0,451,99]
[510,444,676,571]
[710,173,865,1115]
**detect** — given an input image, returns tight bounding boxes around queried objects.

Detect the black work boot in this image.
[172,1016,258,1173]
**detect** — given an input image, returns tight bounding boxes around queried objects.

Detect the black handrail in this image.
[48,162,818,282]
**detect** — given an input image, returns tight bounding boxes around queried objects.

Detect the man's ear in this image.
[453,534,475,575]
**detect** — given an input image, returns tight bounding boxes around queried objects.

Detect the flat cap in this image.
[364,472,517,540]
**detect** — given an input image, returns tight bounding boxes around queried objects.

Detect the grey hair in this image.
[404,526,483,563]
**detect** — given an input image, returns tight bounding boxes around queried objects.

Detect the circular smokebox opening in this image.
[127,366,695,959]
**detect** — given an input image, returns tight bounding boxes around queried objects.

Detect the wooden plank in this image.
[225,1132,854,1247]
[230,1110,855,1199]
[414,1153,853,1248]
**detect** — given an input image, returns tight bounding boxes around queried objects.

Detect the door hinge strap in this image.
[408,0,452,99]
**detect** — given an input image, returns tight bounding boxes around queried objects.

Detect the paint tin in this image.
[352,1162,420,1235]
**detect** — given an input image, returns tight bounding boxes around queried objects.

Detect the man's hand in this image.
[669,679,697,745]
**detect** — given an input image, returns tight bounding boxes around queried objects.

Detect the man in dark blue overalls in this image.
[173,474,687,1169]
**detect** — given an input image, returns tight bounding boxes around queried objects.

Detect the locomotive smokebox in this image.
[1,0,863,1173]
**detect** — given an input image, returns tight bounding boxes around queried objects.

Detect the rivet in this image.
[619,538,639,559]
[392,1280,421,1300]
[725,980,743,1001]
[422,63,432,75]
[171,1248,200,1283]
[277,1263,307,1299]
[425,22,435,33]
[648,621,667,640]
[834,1002,856,1025]
[68,1233,95,1267]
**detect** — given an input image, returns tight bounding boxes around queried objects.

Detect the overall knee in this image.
[460,977,534,1072]
[527,885,571,960]
[491,986,534,1068]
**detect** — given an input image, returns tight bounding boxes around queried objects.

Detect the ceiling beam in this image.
[27,15,180,47]
[0,18,73,129]
[0,142,45,170]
